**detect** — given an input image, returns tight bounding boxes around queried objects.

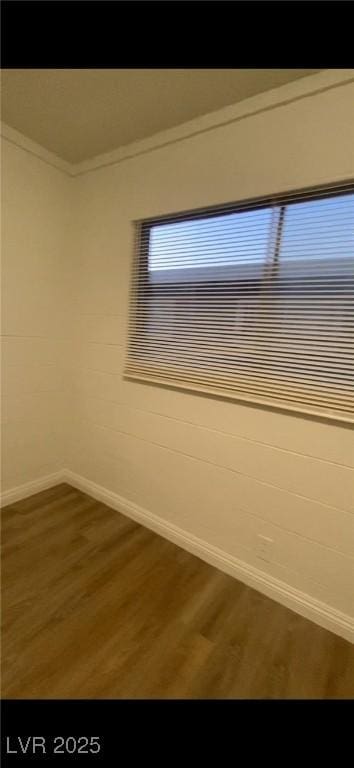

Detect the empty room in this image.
[1,67,354,702]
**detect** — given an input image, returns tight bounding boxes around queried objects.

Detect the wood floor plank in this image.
[2,483,354,699]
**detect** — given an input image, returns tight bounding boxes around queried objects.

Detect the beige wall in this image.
[70,81,354,620]
[1,77,354,628]
[1,139,74,491]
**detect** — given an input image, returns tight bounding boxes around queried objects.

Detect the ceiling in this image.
[1,69,321,164]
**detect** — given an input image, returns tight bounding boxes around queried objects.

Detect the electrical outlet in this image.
[256,534,273,562]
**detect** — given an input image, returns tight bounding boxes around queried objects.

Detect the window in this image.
[125,184,354,422]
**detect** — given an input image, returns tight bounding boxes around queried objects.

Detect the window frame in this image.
[125,181,354,424]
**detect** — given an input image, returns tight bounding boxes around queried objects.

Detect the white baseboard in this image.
[64,469,354,645]
[2,467,353,643]
[1,470,66,507]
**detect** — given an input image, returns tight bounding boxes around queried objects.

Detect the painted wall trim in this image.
[2,71,354,179]
[2,467,353,643]
[0,471,67,507]
[0,123,74,176]
[64,469,354,644]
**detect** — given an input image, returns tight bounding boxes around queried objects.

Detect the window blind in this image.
[125,183,354,422]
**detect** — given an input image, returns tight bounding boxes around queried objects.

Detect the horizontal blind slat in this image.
[126,184,354,421]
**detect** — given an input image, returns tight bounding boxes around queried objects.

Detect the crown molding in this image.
[0,122,74,176]
[2,70,354,179]
[72,69,354,177]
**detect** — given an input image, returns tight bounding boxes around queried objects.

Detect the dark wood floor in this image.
[2,483,354,698]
